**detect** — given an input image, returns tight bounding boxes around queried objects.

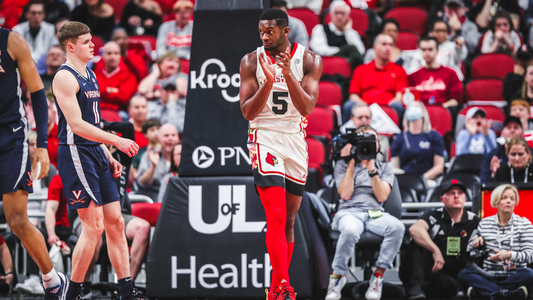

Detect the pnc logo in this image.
[190,58,240,102]
[192,146,215,169]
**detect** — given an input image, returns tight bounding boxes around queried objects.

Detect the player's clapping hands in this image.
[275,47,292,76]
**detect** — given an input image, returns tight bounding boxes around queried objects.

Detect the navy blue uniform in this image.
[0,28,33,195]
[53,64,118,210]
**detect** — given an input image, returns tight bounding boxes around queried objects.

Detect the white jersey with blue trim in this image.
[250,43,306,134]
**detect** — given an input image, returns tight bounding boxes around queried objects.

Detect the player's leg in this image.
[285,192,302,267]
[125,215,150,282]
[67,202,105,300]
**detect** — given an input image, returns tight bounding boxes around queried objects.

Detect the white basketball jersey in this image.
[249,43,306,133]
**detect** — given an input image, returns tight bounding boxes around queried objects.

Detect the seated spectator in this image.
[340,105,390,162]
[494,136,533,183]
[511,61,533,105]
[19,0,70,26]
[309,0,365,68]
[119,0,163,37]
[408,36,463,124]
[271,0,309,47]
[285,0,322,14]
[128,95,150,148]
[27,130,57,195]
[0,0,29,30]
[112,27,151,82]
[94,41,138,113]
[325,125,404,300]
[138,51,188,100]
[404,19,467,80]
[45,92,59,168]
[157,143,181,203]
[391,102,445,182]
[131,119,161,187]
[364,19,408,66]
[146,81,186,133]
[44,175,73,250]
[344,33,408,124]
[156,0,193,59]
[503,44,533,104]
[441,0,479,55]
[136,123,179,201]
[472,0,521,32]
[458,184,533,300]
[480,116,524,183]
[13,1,58,63]
[456,107,497,156]
[71,0,115,42]
[400,179,480,300]
[480,10,520,58]
[40,46,65,91]
[510,99,533,130]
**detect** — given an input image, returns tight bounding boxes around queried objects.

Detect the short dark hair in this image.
[381,18,400,33]
[57,21,91,53]
[25,1,44,12]
[260,8,289,29]
[271,0,287,8]
[489,10,514,32]
[142,119,162,134]
[428,18,449,33]
[418,36,439,48]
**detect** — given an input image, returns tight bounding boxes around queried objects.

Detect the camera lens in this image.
[360,145,371,156]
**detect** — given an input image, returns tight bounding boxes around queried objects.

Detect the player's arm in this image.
[278,48,322,116]
[53,70,139,157]
[9,31,50,179]
[239,51,273,120]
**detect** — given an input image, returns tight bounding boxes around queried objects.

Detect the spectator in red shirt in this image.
[46,93,59,168]
[112,27,150,83]
[408,36,463,125]
[0,0,30,30]
[94,41,138,114]
[44,175,72,247]
[128,95,149,148]
[344,33,408,124]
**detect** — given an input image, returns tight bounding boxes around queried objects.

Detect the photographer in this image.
[399,179,479,300]
[458,184,533,299]
[325,125,405,300]
[456,107,497,156]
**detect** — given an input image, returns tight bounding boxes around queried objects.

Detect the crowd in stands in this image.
[3,0,533,299]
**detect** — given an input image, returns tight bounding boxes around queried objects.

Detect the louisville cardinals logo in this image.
[266,153,278,167]
[461,230,468,237]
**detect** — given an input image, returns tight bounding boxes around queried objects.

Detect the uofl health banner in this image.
[179,0,265,177]
[146,177,314,299]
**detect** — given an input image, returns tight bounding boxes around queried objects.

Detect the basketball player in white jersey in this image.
[239,8,322,300]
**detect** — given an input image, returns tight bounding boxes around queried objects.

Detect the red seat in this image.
[465,79,504,101]
[471,54,514,79]
[306,137,325,170]
[450,141,456,158]
[426,105,452,136]
[128,35,157,53]
[379,105,399,126]
[306,106,334,139]
[384,7,427,35]
[180,58,190,74]
[321,56,352,78]
[324,8,369,39]
[396,31,418,51]
[107,0,128,23]
[131,202,162,227]
[287,8,319,36]
[92,36,104,56]
[318,81,343,126]
[100,108,122,122]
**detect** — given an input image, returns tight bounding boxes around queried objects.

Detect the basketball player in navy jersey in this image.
[52,22,140,300]
[239,8,322,300]
[0,27,69,299]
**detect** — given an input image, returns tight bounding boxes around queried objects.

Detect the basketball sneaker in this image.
[44,272,69,300]
[325,274,346,300]
[280,285,296,300]
[365,273,384,300]
[119,288,146,300]
[266,286,283,300]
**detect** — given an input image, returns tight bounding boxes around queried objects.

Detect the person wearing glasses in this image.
[493,136,533,183]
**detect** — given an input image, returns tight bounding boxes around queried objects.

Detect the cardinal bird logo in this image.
[266,153,278,167]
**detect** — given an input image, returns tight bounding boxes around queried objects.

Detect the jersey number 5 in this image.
[272,91,288,115]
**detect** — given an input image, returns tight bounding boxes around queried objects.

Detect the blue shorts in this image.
[0,119,33,195]
[57,144,119,210]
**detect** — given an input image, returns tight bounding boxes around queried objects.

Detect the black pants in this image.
[399,241,461,299]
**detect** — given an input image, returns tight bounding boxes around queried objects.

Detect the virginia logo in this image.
[72,190,82,200]
[266,153,278,167]
[70,190,86,205]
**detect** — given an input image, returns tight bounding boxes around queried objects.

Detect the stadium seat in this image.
[306,106,334,141]
[471,54,514,79]
[107,0,128,23]
[131,202,162,227]
[129,35,158,53]
[321,56,352,78]
[465,79,504,102]
[396,173,427,202]
[180,58,190,74]
[379,105,399,126]
[92,36,104,56]
[287,8,319,36]
[447,154,485,176]
[100,108,122,122]
[384,7,427,35]
[395,31,418,51]
[318,81,343,126]
[425,105,452,136]
[306,137,326,192]
[324,8,369,39]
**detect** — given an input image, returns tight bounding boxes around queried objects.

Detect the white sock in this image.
[42,268,60,288]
